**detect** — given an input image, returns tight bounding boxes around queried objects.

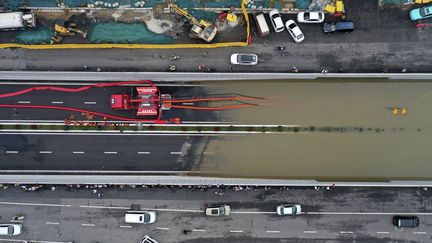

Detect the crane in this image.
[167,2,217,43]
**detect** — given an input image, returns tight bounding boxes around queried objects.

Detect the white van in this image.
[253,12,270,36]
[125,212,156,224]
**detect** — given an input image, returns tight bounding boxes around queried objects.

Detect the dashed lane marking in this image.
[0,201,71,207]
[376,232,389,234]
[5,151,18,154]
[413,232,427,235]
[73,151,85,154]
[340,231,354,234]
[104,151,118,154]
[304,231,317,234]
[10,220,23,223]
[46,222,60,225]
[81,223,95,227]
[51,101,64,104]
[170,151,182,155]
[84,101,97,105]
[182,103,194,105]
[192,229,206,232]
[18,101,31,104]
[120,225,133,228]
[266,230,280,233]
[229,230,244,233]
[80,205,130,210]
[138,151,151,154]
[39,151,52,154]
[156,227,169,230]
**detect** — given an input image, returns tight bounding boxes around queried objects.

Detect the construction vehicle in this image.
[51,20,87,44]
[0,12,36,30]
[111,86,172,119]
[167,2,217,43]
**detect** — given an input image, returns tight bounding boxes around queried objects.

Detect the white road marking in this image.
[46,222,60,225]
[266,230,280,233]
[304,231,317,234]
[376,232,389,234]
[5,151,18,154]
[104,151,117,154]
[182,103,194,105]
[72,151,85,154]
[120,225,133,228]
[192,229,206,232]
[0,239,71,243]
[413,232,427,234]
[84,101,97,105]
[80,205,203,212]
[18,101,31,104]
[340,231,354,234]
[230,230,244,233]
[137,151,151,154]
[51,101,64,104]
[10,220,23,223]
[81,223,95,227]
[170,151,182,155]
[39,151,52,154]
[306,212,432,216]
[80,205,130,210]
[156,227,170,230]
[231,211,276,214]
[0,201,71,207]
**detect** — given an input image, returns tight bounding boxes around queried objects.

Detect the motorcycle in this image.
[12,215,26,221]
[166,65,176,72]
[169,55,179,61]
[198,65,213,73]
[274,46,286,51]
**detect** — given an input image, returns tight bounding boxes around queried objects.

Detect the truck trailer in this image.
[0,12,36,30]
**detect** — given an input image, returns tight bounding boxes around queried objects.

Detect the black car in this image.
[392,216,419,228]
[323,21,354,33]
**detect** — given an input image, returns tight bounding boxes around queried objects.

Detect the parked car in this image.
[253,12,270,36]
[141,235,159,243]
[410,5,432,21]
[323,21,354,33]
[269,9,284,32]
[285,20,304,43]
[276,204,302,215]
[125,212,156,224]
[0,224,22,236]
[393,216,419,228]
[205,205,231,216]
[297,11,325,23]
[230,53,258,65]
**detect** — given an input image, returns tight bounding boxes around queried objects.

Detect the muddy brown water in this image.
[195,80,432,181]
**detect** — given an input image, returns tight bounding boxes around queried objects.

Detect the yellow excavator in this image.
[51,20,87,44]
[167,2,217,43]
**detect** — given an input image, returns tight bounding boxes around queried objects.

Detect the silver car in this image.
[285,20,304,43]
[0,224,22,236]
[230,53,258,65]
[205,205,231,216]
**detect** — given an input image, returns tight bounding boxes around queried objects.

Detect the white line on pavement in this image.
[10,220,23,223]
[230,230,244,233]
[304,231,317,234]
[182,103,194,105]
[231,211,276,214]
[413,232,427,234]
[72,151,85,154]
[170,151,182,155]
[266,230,280,233]
[156,227,170,230]
[0,201,71,207]
[104,151,117,154]
[84,101,97,105]
[80,205,130,210]
[306,212,432,216]
[18,101,31,104]
[0,239,72,243]
[39,151,52,154]
[340,231,354,234]
[137,151,151,154]
[120,225,133,228]
[46,222,60,225]
[5,151,18,154]
[192,229,206,232]
[81,223,95,227]
[376,232,389,234]
[51,101,64,104]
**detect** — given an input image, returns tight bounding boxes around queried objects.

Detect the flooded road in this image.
[197,81,432,180]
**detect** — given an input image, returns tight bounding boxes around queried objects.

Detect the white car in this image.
[205,205,231,216]
[297,11,325,23]
[230,53,258,65]
[125,212,156,224]
[0,224,22,236]
[269,9,284,32]
[276,204,302,215]
[285,20,304,43]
